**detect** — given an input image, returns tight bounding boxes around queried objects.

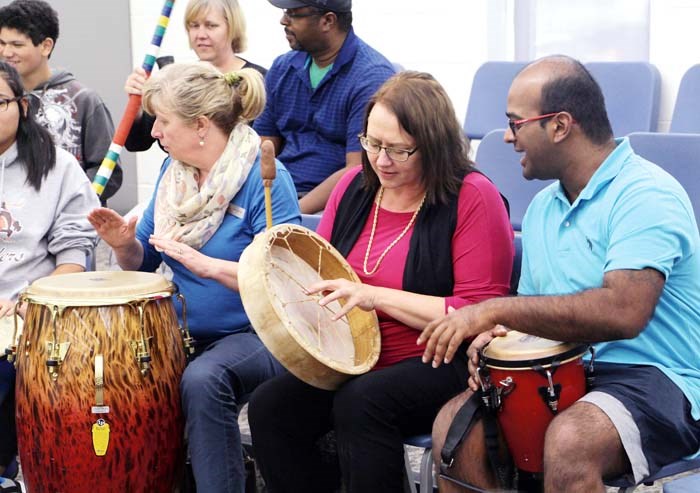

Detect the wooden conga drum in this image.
[13,271,186,493]
[239,224,381,390]
[480,330,588,472]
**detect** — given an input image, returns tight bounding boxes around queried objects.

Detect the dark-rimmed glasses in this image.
[359,135,418,162]
[282,9,323,20]
[0,95,22,112]
[508,112,560,135]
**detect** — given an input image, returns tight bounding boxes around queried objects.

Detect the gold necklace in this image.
[362,187,427,276]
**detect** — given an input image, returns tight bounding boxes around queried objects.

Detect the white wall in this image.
[128,0,497,202]
[127,0,700,203]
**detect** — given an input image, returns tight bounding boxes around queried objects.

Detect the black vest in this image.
[330,172,462,297]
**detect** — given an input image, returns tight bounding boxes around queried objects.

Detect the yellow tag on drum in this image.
[92,419,110,456]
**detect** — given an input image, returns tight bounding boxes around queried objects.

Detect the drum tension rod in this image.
[129,302,153,377]
[177,294,195,361]
[5,298,24,363]
[46,304,71,381]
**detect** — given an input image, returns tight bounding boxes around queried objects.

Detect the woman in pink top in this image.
[249,71,514,493]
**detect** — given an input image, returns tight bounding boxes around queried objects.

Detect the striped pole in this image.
[92,0,176,197]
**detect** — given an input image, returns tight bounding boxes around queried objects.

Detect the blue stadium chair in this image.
[300,213,322,232]
[585,62,661,136]
[463,62,527,140]
[474,129,554,230]
[627,132,700,226]
[663,470,700,493]
[670,64,700,133]
[403,434,433,493]
[606,457,700,493]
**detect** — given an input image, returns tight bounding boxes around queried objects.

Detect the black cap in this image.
[268,0,351,13]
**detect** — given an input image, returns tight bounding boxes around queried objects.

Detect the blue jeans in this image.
[0,358,16,468]
[182,328,284,493]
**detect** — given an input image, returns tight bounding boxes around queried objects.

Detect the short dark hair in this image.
[0,60,56,191]
[361,71,473,206]
[334,11,352,32]
[0,0,59,56]
[537,58,613,145]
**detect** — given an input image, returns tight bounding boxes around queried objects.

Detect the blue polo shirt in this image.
[519,138,700,420]
[137,154,301,340]
[254,28,394,193]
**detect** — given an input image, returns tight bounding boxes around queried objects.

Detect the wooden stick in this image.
[261,140,276,230]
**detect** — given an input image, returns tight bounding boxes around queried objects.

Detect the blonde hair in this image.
[184,0,247,53]
[142,62,265,133]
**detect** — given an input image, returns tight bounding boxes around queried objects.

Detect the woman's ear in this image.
[195,115,210,137]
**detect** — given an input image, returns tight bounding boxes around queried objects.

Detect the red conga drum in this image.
[480,330,588,473]
[13,271,187,493]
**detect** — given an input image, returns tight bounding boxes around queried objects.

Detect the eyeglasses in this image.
[282,9,323,20]
[0,95,22,112]
[508,112,561,135]
[359,135,418,162]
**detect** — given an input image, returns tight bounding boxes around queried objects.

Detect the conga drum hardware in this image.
[239,224,381,390]
[3,301,24,363]
[177,292,196,360]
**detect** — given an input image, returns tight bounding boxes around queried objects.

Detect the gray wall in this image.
[0,0,136,214]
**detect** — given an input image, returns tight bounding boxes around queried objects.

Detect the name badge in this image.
[227,204,246,219]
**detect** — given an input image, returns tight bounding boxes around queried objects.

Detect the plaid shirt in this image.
[255,28,395,193]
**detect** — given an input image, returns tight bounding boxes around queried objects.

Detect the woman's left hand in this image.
[149,235,213,278]
[306,278,377,321]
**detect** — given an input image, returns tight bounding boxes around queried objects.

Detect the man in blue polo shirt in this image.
[256,0,394,213]
[420,55,700,492]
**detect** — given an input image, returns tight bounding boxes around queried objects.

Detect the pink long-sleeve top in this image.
[317,166,514,368]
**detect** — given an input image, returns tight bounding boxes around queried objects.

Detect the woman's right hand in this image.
[87,207,138,250]
[124,67,148,96]
[466,325,509,392]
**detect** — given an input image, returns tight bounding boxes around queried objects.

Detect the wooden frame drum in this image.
[239,224,381,390]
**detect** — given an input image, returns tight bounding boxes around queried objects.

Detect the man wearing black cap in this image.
[255,0,395,213]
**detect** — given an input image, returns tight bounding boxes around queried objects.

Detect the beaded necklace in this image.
[362,187,427,276]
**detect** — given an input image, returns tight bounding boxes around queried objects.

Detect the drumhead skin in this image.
[239,224,381,390]
[23,271,174,306]
[482,329,588,369]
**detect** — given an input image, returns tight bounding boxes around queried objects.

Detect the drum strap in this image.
[440,391,515,491]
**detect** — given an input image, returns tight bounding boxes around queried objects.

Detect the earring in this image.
[199,139,204,147]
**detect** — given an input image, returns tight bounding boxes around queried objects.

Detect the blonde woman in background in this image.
[124,0,266,152]
[89,62,300,493]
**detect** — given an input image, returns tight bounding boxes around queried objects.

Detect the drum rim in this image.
[261,224,380,374]
[483,343,589,370]
[21,272,176,307]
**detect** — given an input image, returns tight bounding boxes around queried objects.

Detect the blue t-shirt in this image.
[137,154,301,340]
[254,28,395,193]
[519,138,700,420]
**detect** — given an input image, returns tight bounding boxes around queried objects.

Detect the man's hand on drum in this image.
[148,236,213,278]
[417,303,496,367]
[466,325,509,391]
[87,208,138,249]
[306,278,377,320]
[124,67,147,96]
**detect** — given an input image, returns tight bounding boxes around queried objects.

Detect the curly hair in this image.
[0,0,59,57]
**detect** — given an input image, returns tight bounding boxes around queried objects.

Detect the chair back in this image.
[464,62,527,140]
[474,129,554,230]
[670,64,700,133]
[585,62,661,136]
[627,132,700,226]
[301,213,322,232]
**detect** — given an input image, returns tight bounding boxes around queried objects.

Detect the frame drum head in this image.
[239,224,381,390]
[23,271,174,306]
[483,330,587,370]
